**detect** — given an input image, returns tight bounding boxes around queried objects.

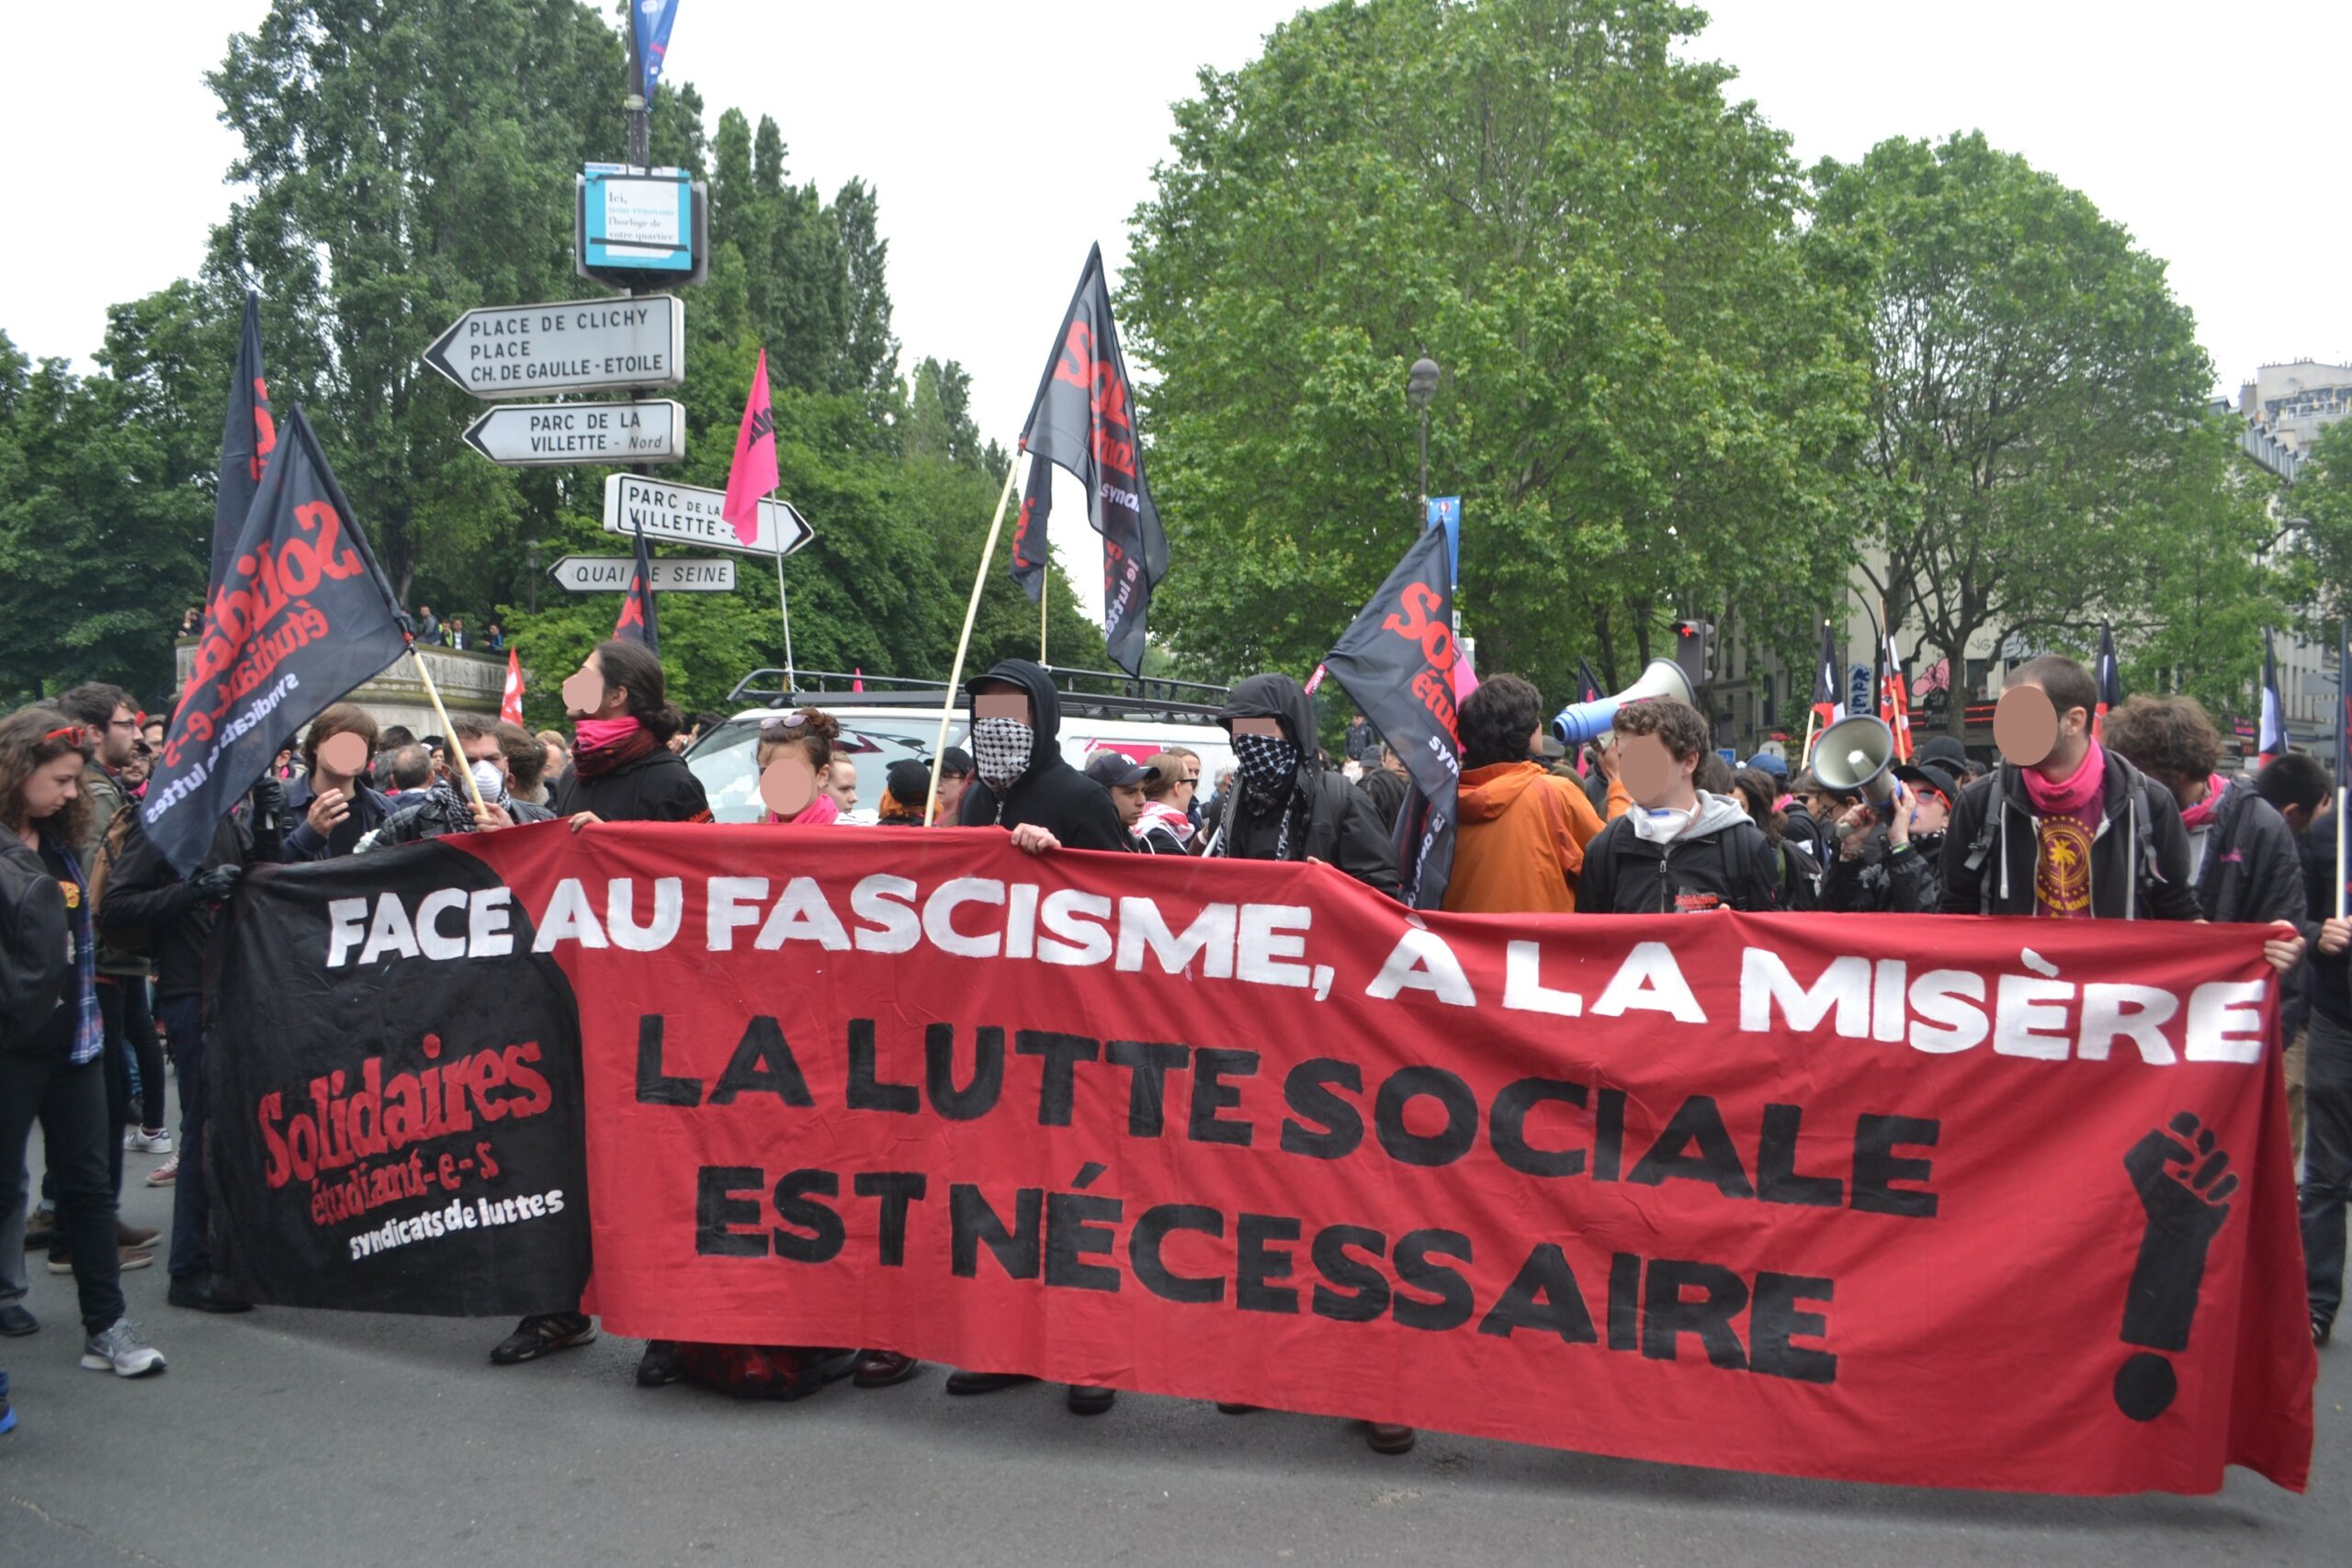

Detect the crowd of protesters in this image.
[0,646,2340,1448]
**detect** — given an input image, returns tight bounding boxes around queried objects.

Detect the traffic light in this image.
[1671,619,1715,686]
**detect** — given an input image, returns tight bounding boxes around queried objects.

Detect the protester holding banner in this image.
[358,713,552,851]
[0,707,165,1376]
[1576,699,1783,914]
[2103,696,2307,935]
[1442,675,1615,914]
[955,659,1125,853]
[281,703,390,860]
[753,709,846,828]
[1206,675,1397,897]
[549,641,710,828]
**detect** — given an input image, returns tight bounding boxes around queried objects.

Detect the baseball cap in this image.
[1744,752,1789,781]
[885,758,932,808]
[1084,751,1157,789]
[938,746,975,777]
[1916,735,1968,772]
[1894,761,1961,806]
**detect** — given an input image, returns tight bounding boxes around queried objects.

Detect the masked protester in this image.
[955,660,1125,852]
[355,714,552,851]
[1816,762,1955,914]
[1577,699,1783,914]
[0,709,167,1379]
[1202,672,1406,1454]
[1204,675,1397,896]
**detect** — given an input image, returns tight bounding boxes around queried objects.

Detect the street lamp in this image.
[1407,356,1441,515]
[525,538,543,615]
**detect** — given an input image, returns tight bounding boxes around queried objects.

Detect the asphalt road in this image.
[2,1141,2344,1568]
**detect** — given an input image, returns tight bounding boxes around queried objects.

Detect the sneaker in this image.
[79,1318,166,1378]
[490,1312,595,1365]
[0,1303,35,1337]
[145,1154,179,1187]
[2318,1315,2334,1348]
[48,1247,154,1276]
[129,1128,174,1155]
[23,1206,55,1249]
[636,1338,686,1386]
[118,1221,160,1249]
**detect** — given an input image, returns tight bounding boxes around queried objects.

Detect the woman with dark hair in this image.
[1731,766,1822,910]
[754,709,847,827]
[492,642,708,1379]
[550,640,710,828]
[0,707,164,1379]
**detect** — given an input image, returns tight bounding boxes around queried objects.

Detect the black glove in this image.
[190,864,243,902]
[250,775,286,831]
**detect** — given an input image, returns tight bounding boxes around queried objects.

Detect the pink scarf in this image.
[573,716,642,752]
[1136,799,1194,845]
[2020,738,2106,818]
[765,794,841,828]
[2177,773,2231,832]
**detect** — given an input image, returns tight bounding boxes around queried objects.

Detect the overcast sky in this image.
[7,2,2346,619]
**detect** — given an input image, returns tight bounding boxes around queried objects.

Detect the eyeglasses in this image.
[42,725,90,747]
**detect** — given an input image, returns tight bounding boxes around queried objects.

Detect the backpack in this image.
[0,838,69,1051]
[1960,757,2163,916]
[85,808,150,953]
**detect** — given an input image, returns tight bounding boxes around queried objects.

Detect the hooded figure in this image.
[956,659,1127,852]
[1206,673,1397,897]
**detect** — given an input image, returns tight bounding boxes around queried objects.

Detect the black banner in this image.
[147,405,408,874]
[1008,452,1053,604]
[207,842,590,1314]
[615,522,661,652]
[1019,244,1169,675]
[210,290,276,596]
[1321,525,1459,908]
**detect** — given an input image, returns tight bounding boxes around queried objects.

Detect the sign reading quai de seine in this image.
[424,298,684,400]
[461,400,684,466]
[601,474,814,558]
[548,555,736,593]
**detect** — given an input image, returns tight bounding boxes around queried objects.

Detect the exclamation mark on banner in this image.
[2113,1111,2238,1421]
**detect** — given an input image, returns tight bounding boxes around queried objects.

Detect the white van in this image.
[686,668,1234,825]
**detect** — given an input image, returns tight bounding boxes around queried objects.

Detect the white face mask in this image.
[469,758,509,805]
[1630,806,1691,845]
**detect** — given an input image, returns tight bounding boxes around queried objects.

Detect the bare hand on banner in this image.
[568,811,605,834]
[2262,919,2304,976]
[1010,823,1059,856]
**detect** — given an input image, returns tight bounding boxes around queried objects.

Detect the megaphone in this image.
[1813,713,1897,814]
[1550,659,1698,746]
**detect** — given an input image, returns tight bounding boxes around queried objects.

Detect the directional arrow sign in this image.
[462,400,684,466]
[602,474,814,558]
[424,296,684,400]
[548,555,737,592]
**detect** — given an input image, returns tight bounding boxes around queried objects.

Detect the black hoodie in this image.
[1208,673,1399,898]
[956,658,1128,852]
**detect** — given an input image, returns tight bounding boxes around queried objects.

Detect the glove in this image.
[250,775,286,829]
[190,864,244,902]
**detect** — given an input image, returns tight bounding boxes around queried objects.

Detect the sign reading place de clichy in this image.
[424,297,684,399]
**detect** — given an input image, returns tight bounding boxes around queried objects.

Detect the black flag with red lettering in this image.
[148,405,407,875]
[1020,245,1169,675]
[1320,526,1459,908]
[211,290,277,595]
[1008,451,1053,605]
[614,524,660,653]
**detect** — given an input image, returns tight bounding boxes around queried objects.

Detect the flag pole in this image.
[2337,620,2347,920]
[1039,556,1049,666]
[928,452,1023,823]
[773,543,797,694]
[409,640,488,815]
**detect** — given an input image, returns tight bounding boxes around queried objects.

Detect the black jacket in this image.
[2298,812,2348,1032]
[1206,673,1398,898]
[2190,779,2305,931]
[1779,797,1826,869]
[956,659,1128,852]
[98,810,251,998]
[281,773,396,861]
[1821,826,1943,915]
[357,780,555,852]
[0,835,70,1049]
[1939,753,2199,920]
[1575,795,1783,914]
[551,743,710,825]
[1357,766,1410,834]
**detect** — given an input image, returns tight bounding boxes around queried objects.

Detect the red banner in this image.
[311,826,2314,1494]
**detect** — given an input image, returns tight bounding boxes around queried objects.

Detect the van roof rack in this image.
[725,666,1233,726]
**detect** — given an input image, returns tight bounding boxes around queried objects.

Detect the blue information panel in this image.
[582,165,693,273]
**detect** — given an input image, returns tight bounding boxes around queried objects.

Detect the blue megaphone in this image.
[1550,659,1697,746]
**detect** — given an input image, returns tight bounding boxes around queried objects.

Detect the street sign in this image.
[602,474,814,558]
[582,166,693,272]
[461,400,684,466]
[548,555,737,593]
[423,296,684,400]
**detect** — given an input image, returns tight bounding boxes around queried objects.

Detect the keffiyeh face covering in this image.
[1233,731,1300,799]
[970,716,1033,794]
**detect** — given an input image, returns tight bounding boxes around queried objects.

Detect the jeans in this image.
[0,1050,124,1334]
[2303,1012,2352,1329]
[158,993,211,1280]
[114,976,164,1133]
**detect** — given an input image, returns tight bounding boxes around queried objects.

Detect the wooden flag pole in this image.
[2335,781,2345,922]
[1040,555,1050,666]
[927,451,1024,824]
[411,642,488,815]
[773,544,797,694]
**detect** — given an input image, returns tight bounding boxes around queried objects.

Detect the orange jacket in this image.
[1442,761,1624,914]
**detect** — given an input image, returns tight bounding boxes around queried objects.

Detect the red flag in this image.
[1880,614,1914,764]
[501,648,525,726]
[723,348,779,547]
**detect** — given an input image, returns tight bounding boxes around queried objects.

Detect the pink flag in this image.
[722,348,779,547]
[1450,641,1479,704]
[500,648,524,726]
[853,667,865,693]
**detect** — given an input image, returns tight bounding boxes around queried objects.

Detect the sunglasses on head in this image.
[760,713,812,741]
[42,725,90,748]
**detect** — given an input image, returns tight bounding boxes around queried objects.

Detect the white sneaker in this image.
[129,1128,175,1154]
[80,1319,166,1378]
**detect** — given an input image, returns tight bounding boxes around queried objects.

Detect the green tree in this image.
[1804,132,2245,728]
[1123,0,1866,694]
[2287,415,2352,642]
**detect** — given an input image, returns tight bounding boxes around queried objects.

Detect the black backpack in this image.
[0,837,69,1052]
